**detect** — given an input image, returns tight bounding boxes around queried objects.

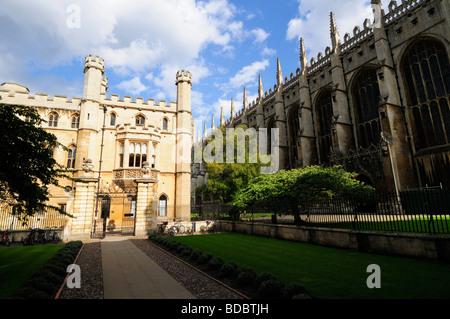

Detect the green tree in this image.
[196,125,270,217]
[233,165,375,224]
[0,103,72,221]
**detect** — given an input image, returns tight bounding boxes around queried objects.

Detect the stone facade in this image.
[192,0,450,205]
[0,56,193,240]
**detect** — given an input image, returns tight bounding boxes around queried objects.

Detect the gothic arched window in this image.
[128,142,148,168]
[71,114,80,129]
[162,118,168,131]
[49,112,59,127]
[288,106,300,162]
[110,113,116,126]
[316,90,333,165]
[352,68,381,149]
[67,145,76,169]
[135,115,145,126]
[158,195,167,217]
[402,39,450,150]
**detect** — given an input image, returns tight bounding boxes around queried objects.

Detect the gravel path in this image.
[58,242,103,299]
[57,238,244,299]
[130,239,244,299]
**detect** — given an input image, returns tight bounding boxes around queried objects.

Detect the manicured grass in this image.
[172,233,450,299]
[0,245,63,299]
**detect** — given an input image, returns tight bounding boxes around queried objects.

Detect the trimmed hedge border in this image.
[148,234,312,299]
[13,241,83,299]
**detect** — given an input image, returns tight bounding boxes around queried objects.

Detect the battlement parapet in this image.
[0,84,82,109]
[84,54,105,72]
[101,93,177,111]
[384,0,426,26]
[176,70,192,84]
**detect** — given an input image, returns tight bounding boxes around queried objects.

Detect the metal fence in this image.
[0,206,67,231]
[296,190,450,235]
[194,189,450,236]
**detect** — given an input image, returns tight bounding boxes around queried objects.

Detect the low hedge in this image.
[13,241,83,299]
[147,235,313,299]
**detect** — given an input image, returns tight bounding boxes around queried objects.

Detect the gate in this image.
[91,186,137,238]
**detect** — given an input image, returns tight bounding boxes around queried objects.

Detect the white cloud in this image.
[117,77,148,95]
[0,0,242,97]
[251,28,270,43]
[227,60,269,90]
[286,0,377,60]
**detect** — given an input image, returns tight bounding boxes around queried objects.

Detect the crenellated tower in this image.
[76,54,105,171]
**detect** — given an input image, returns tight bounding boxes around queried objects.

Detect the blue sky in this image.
[0,0,383,139]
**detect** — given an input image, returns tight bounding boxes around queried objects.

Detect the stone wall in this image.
[216,220,450,262]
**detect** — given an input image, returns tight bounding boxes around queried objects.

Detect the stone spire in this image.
[300,37,308,75]
[330,12,341,53]
[220,105,225,127]
[230,97,235,119]
[258,74,263,101]
[197,127,201,142]
[211,114,216,130]
[243,86,248,111]
[203,121,207,138]
[276,57,283,89]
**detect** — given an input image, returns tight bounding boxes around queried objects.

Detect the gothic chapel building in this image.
[192,0,450,201]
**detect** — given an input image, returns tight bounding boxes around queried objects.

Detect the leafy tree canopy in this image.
[0,103,72,220]
[233,165,375,223]
[197,125,270,204]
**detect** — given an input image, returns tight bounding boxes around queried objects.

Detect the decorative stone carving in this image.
[81,158,95,177]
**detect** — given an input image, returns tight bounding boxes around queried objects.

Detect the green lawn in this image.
[172,232,450,299]
[0,245,63,299]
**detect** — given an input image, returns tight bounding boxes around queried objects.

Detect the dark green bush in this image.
[189,249,202,261]
[219,261,238,278]
[284,283,308,299]
[256,272,276,285]
[169,241,181,251]
[197,252,212,265]
[14,287,50,299]
[208,257,224,270]
[23,277,56,296]
[176,244,188,254]
[182,247,193,257]
[236,269,257,287]
[257,279,284,299]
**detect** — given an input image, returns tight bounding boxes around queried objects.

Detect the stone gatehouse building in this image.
[0,55,193,240]
[192,0,450,204]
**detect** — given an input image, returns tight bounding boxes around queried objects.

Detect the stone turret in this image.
[76,54,105,171]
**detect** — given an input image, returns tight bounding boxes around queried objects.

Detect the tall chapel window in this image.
[402,39,450,150]
[316,90,333,165]
[128,142,148,168]
[352,68,381,149]
[49,112,58,127]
